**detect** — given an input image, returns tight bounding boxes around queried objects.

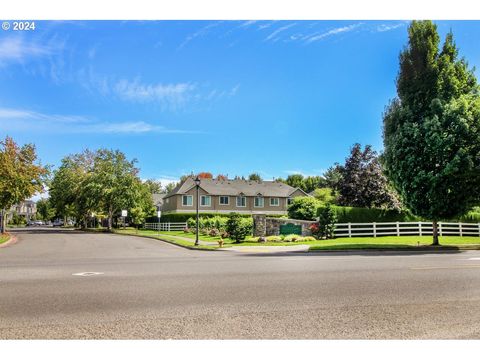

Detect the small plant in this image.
[209,228,220,237]
[302,236,317,242]
[220,231,229,239]
[183,227,190,233]
[266,235,282,242]
[284,234,299,242]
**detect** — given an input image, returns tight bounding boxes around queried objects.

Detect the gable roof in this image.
[164,177,309,198]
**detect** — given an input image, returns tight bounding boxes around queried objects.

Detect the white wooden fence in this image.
[334,221,480,238]
[144,222,187,231]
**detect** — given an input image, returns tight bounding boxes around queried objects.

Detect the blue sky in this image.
[1,20,480,185]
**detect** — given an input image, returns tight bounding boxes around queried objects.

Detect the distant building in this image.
[7,200,37,221]
[161,177,309,215]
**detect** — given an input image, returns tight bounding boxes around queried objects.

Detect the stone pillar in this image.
[252,214,266,237]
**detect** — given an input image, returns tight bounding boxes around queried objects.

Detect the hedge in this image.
[323,206,420,223]
[320,206,480,223]
[147,212,252,223]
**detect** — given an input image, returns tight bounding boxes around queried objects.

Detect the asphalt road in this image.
[2,228,480,339]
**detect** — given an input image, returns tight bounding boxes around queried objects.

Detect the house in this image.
[152,193,166,210]
[7,200,37,221]
[161,177,309,215]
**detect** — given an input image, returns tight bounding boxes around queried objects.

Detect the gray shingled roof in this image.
[165,177,305,198]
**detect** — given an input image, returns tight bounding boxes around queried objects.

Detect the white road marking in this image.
[467,257,480,261]
[72,272,104,276]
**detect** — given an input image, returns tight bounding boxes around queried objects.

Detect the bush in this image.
[157,212,251,223]
[209,228,220,237]
[284,234,300,242]
[226,212,253,243]
[287,197,320,220]
[326,205,419,223]
[302,236,317,242]
[318,204,338,239]
[266,235,283,242]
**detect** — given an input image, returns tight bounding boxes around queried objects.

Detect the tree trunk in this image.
[432,220,440,246]
[108,207,113,231]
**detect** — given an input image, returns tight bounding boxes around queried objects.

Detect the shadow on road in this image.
[236,248,463,258]
[7,227,83,235]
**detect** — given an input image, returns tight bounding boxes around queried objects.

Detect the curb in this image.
[0,233,17,248]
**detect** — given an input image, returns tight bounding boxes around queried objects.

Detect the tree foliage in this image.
[225,212,252,243]
[318,204,338,239]
[248,173,262,181]
[383,21,480,244]
[336,143,400,210]
[49,149,154,230]
[287,196,320,220]
[0,136,48,233]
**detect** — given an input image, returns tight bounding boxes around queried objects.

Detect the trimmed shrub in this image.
[302,236,317,242]
[266,235,283,242]
[318,204,338,239]
[226,212,253,243]
[287,197,320,220]
[157,212,251,223]
[326,205,419,223]
[284,234,300,242]
[209,228,220,237]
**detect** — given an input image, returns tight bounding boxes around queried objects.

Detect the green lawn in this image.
[309,236,480,251]
[0,234,10,245]
[108,228,217,250]
[86,227,480,251]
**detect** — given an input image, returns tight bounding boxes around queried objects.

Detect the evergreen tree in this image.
[383,21,480,245]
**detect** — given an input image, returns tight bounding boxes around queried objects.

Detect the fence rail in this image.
[144,222,187,231]
[334,221,480,238]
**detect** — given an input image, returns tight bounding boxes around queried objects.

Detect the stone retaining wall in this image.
[253,214,316,237]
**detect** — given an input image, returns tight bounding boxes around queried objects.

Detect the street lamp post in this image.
[194,176,201,246]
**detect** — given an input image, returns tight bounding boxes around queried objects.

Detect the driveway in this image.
[2,228,480,339]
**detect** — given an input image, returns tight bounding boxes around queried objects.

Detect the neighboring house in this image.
[7,200,37,221]
[152,193,166,210]
[161,177,309,215]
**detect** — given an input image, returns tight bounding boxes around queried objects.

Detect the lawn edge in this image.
[0,233,16,248]
[308,245,480,252]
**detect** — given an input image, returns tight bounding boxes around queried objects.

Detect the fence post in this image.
[168,222,171,231]
[373,222,376,238]
[439,222,443,237]
[396,222,400,237]
[478,223,480,237]
[418,221,422,236]
[459,222,463,237]
[348,222,351,238]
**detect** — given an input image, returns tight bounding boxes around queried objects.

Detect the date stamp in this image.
[2,21,36,31]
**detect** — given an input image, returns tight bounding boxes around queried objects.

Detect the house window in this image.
[166,198,170,204]
[182,195,193,206]
[201,195,211,206]
[287,197,294,206]
[254,196,264,208]
[270,198,280,206]
[219,196,229,205]
[236,196,246,207]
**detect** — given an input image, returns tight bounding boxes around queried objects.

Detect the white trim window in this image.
[201,195,211,207]
[236,196,246,207]
[270,197,280,206]
[254,196,264,208]
[182,195,193,206]
[219,196,229,205]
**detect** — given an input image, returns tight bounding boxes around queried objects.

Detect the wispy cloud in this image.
[264,23,296,42]
[178,21,223,49]
[0,107,196,135]
[0,36,53,66]
[376,23,406,32]
[304,23,363,43]
[113,78,196,109]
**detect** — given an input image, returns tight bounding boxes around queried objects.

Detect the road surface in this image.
[1,228,480,339]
